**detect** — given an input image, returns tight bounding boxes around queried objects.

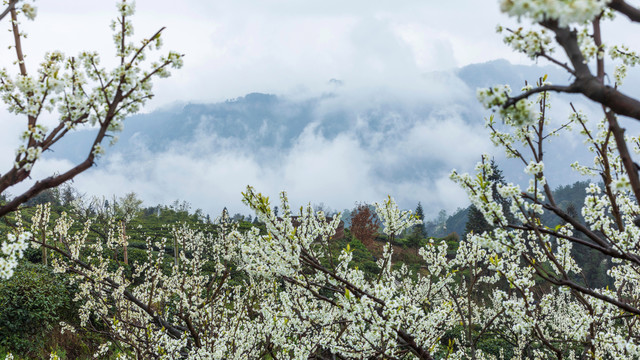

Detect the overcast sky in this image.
[0,0,534,106]
[2,1,637,219]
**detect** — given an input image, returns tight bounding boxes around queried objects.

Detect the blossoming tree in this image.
[455,0,640,357]
[0,0,182,278]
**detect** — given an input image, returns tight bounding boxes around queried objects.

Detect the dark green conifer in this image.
[407,202,427,251]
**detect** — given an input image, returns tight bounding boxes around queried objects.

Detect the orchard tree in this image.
[35,190,466,359]
[0,0,182,278]
[32,184,599,359]
[450,0,640,356]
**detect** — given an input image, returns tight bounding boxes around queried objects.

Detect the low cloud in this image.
[61,77,495,220]
[2,59,613,223]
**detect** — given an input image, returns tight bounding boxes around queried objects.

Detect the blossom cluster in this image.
[499,0,611,27]
[0,231,31,279]
[477,85,536,125]
[374,195,422,237]
[498,25,554,59]
[0,0,183,186]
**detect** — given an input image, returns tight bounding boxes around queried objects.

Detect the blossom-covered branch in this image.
[0,0,182,290]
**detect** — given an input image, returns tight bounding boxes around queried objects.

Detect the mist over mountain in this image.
[46,59,629,219]
[56,59,565,161]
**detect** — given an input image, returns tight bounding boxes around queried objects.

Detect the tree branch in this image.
[609,0,640,23]
[10,8,27,77]
[503,84,576,108]
[592,16,605,83]
[0,0,18,23]
[503,20,640,122]
[0,119,108,217]
[604,109,640,206]
[541,20,590,76]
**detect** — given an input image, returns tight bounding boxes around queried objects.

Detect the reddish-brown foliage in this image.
[350,203,379,248]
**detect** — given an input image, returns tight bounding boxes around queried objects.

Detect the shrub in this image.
[0,263,73,357]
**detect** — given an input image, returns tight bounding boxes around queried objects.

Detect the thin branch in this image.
[129,27,165,66]
[0,0,19,22]
[540,53,576,75]
[522,193,614,251]
[10,7,38,139]
[503,84,576,108]
[509,223,640,266]
[604,109,640,206]
[556,277,640,316]
[10,8,27,77]
[542,117,575,140]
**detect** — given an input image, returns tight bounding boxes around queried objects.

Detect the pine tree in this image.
[407,202,427,251]
[464,205,493,236]
[415,202,425,234]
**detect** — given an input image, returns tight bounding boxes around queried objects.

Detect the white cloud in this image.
[57,75,494,219]
[0,0,535,111]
